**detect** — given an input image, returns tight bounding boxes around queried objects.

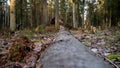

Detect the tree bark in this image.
[41,0,48,25]
[82,0,85,28]
[72,2,76,28]
[109,10,112,28]
[39,29,114,68]
[10,0,16,31]
[55,0,59,29]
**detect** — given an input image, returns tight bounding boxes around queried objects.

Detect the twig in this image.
[96,53,119,68]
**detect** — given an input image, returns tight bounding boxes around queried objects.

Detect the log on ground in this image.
[39,29,114,68]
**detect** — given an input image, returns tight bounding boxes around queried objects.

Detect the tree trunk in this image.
[36,0,41,26]
[29,0,33,27]
[55,0,59,30]
[65,11,67,24]
[109,10,112,28]
[39,29,114,68]
[72,2,77,28]
[82,0,85,28]
[41,0,48,25]
[10,0,16,31]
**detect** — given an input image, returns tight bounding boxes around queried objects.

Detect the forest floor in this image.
[71,28,120,67]
[0,27,120,68]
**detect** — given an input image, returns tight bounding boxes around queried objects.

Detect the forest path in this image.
[39,28,114,68]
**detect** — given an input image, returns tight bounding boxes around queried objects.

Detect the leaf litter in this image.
[71,28,120,67]
[0,28,120,68]
[0,31,56,68]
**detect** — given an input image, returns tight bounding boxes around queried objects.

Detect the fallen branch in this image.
[97,53,119,68]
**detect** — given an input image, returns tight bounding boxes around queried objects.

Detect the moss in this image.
[33,39,41,42]
[20,29,34,39]
[35,25,46,33]
[108,54,120,61]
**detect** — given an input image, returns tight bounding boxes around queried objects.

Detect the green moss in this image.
[20,29,34,39]
[118,21,120,27]
[108,54,120,61]
[35,25,46,33]
[33,39,41,42]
